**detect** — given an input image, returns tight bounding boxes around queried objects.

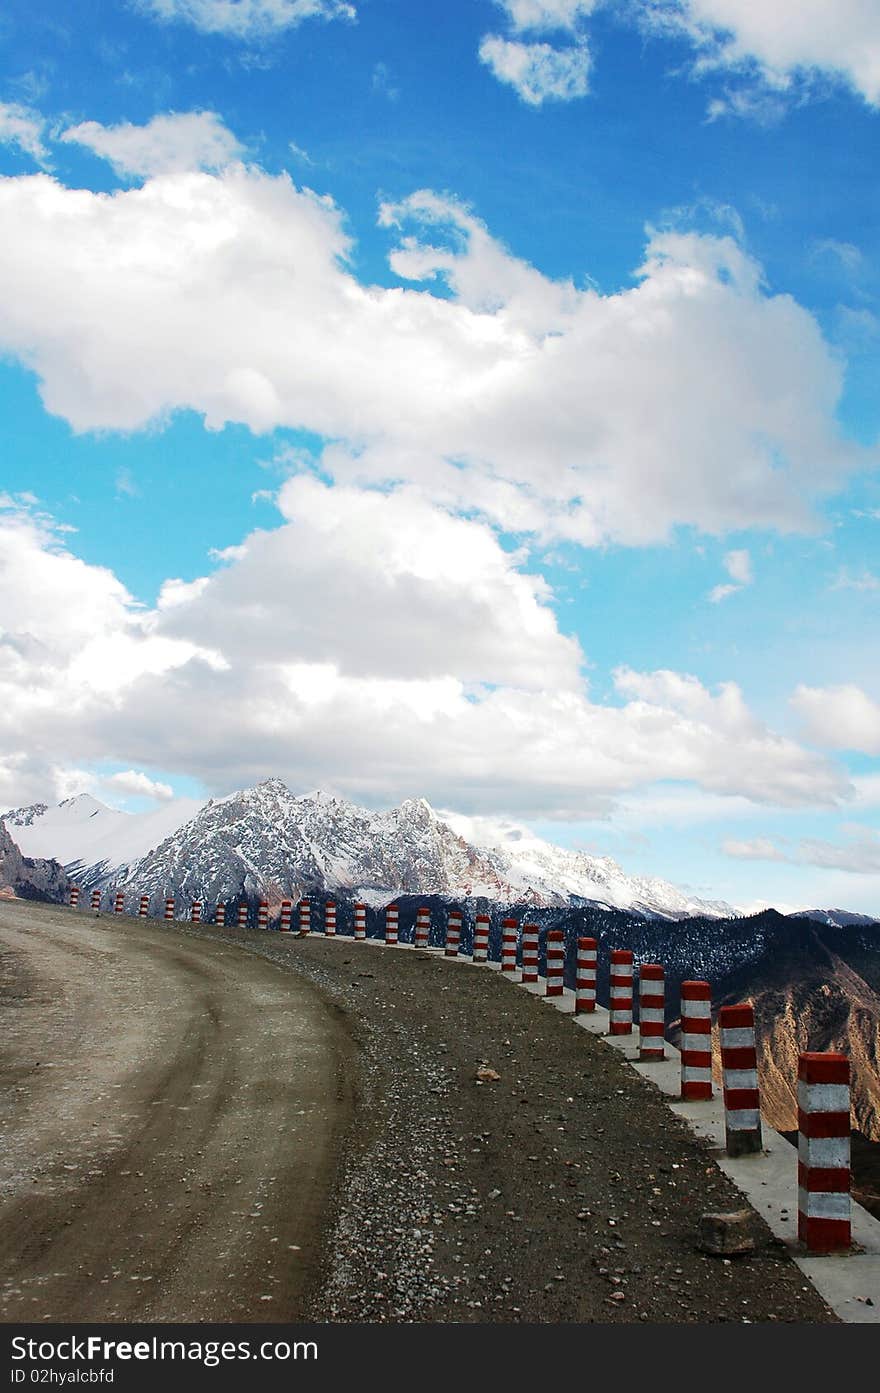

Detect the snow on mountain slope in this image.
[2,792,207,881]
[4,779,737,917]
[115,779,736,917]
[475,830,735,919]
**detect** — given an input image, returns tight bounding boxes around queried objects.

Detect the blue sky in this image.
[1,0,879,912]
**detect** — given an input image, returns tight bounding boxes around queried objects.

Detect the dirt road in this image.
[0,899,353,1323]
[1,901,837,1324]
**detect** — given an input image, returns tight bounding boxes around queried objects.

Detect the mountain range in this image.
[2,778,737,920]
[1,786,878,1209]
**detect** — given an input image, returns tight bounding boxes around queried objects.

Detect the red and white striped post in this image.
[521,923,539,983]
[575,937,597,1013]
[385,903,399,946]
[138,894,149,919]
[501,917,518,972]
[639,964,666,1060]
[279,900,292,932]
[473,913,490,962]
[609,950,634,1035]
[545,929,565,997]
[90,888,101,912]
[719,1003,763,1157]
[237,903,248,929]
[69,885,80,909]
[191,900,202,923]
[354,903,367,940]
[414,905,430,948]
[257,900,268,930]
[299,898,311,935]
[680,981,713,1100]
[114,890,124,915]
[798,1052,851,1253]
[164,895,174,921]
[445,908,462,957]
[325,901,337,936]
[215,903,226,927]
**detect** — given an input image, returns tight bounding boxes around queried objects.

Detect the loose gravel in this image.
[185,927,837,1324]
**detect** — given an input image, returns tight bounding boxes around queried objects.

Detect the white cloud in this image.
[103,769,175,801]
[478,34,591,104]
[0,101,48,164]
[708,546,752,601]
[724,828,880,875]
[722,836,787,861]
[492,0,599,32]
[0,497,848,817]
[135,0,356,39]
[791,683,880,755]
[832,567,880,592]
[635,0,880,108]
[156,476,585,690]
[0,161,863,548]
[61,111,242,178]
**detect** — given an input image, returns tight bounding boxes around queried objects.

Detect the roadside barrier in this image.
[501,917,518,972]
[69,885,80,909]
[138,894,149,918]
[575,937,597,1014]
[91,889,101,911]
[385,903,399,945]
[192,900,202,923]
[521,923,539,983]
[114,890,124,915]
[719,1003,762,1157]
[414,905,430,948]
[325,900,337,936]
[445,907,462,957]
[546,929,565,997]
[257,900,268,930]
[639,963,665,1060]
[680,981,713,1100]
[164,896,174,920]
[237,903,248,928]
[279,900,292,932]
[609,949,634,1035]
[299,899,311,935]
[216,903,226,926]
[354,902,367,940]
[473,913,490,961]
[798,1051,851,1253]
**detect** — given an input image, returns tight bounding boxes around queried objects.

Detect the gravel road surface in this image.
[0,902,836,1324]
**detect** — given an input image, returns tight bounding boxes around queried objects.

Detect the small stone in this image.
[475,1065,501,1083]
[696,1210,757,1257]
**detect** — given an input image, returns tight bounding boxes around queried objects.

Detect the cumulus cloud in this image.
[0,497,848,816]
[0,100,48,164]
[0,159,863,547]
[61,111,242,178]
[135,0,356,40]
[156,476,585,689]
[708,547,752,602]
[478,34,591,104]
[791,683,880,755]
[634,0,880,109]
[481,2,880,113]
[103,769,175,801]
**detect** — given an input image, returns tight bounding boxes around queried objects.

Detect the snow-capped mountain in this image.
[2,792,206,885]
[3,779,736,919]
[791,907,879,928]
